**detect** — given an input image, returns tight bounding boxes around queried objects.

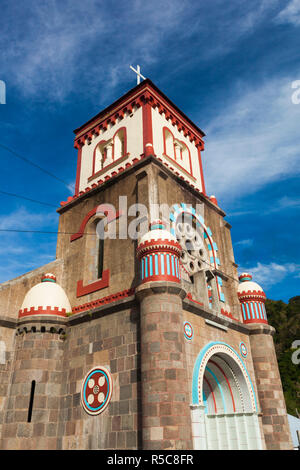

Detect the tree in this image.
[265,297,300,416]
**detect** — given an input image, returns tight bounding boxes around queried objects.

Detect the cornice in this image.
[57,155,226,218]
[73,79,205,150]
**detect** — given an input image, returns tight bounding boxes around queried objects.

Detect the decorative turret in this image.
[237,273,268,324]
[135,221,193,449]
[137,220,182,284]
[19,273,71,319]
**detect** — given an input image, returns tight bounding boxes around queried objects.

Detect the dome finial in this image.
[149,220,166,231]
[239,272,252,282]
[41,273,56,283]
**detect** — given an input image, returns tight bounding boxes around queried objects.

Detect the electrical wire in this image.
[0,190,57,208]
[0,228,241,284]
[0,143,71,189]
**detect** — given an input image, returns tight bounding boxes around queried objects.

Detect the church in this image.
[0,78,293,450]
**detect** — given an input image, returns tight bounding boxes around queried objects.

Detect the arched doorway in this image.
[191,342,263,450]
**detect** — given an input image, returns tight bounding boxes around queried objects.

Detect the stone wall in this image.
[0,302,140,450]
[248,324,293,450]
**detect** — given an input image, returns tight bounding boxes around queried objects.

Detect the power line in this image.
[0,143,71,189]
[0,227,241,284]
[0,229,84,234]
[0,229,100,236]
[0,190,57,208]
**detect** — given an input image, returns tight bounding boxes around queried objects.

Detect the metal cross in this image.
[130,65,146,85]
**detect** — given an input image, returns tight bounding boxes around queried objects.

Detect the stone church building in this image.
[0,79,293,450]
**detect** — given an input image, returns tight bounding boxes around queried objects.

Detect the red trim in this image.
[197,146,206,196]
[209,359,236,412]
[76,269,110,297]
[72,287,135,314]
[238,294,266,303]
[238,290,266,298]
[70,205,121,242]
[137,238,182,258]
[19,306,67,318]
[142,96,154,156]
[220,308,239,322]
[186,293,204,307]
[243,317,268,325]
[74,142,83,196]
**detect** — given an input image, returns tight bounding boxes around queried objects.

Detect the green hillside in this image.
[265,296,300,416]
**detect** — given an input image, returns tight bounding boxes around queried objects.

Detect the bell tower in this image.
[71,79,206,199]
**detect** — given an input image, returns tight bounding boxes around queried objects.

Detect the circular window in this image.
[185,240,193,255]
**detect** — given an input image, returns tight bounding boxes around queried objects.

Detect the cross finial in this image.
[130,65,146,85]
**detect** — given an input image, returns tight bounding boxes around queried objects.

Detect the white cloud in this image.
[0,207,58,283]
[275,0,300,26]
[238,261,300,288]
[0,0,189,102]
[0,207,57,231]
[235,239,254,247]
[0,0,282,103]
[202,76,300,202]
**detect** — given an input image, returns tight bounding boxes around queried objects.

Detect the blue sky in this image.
[0,0,299,302]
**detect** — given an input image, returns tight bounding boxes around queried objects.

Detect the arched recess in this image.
[169,203,225,307]
[92,127,127,176]
[191,342,262,450]
[70,204,122,297]
[162,127,193,176]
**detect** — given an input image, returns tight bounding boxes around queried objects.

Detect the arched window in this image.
[97,237,104,279]
[164,128,174,158]
[180,141,189,164]
[94,140,110,172]
[163,128,192,175]
[93,128,126,176]
[113,127,126,160]
[83,218,105,283]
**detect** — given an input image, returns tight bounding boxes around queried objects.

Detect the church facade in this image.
[0,79,293,450]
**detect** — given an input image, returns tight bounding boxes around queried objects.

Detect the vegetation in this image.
[265,296,300,417]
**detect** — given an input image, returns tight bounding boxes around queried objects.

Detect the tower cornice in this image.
[73,79,205,150]
[57,155,226,218]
